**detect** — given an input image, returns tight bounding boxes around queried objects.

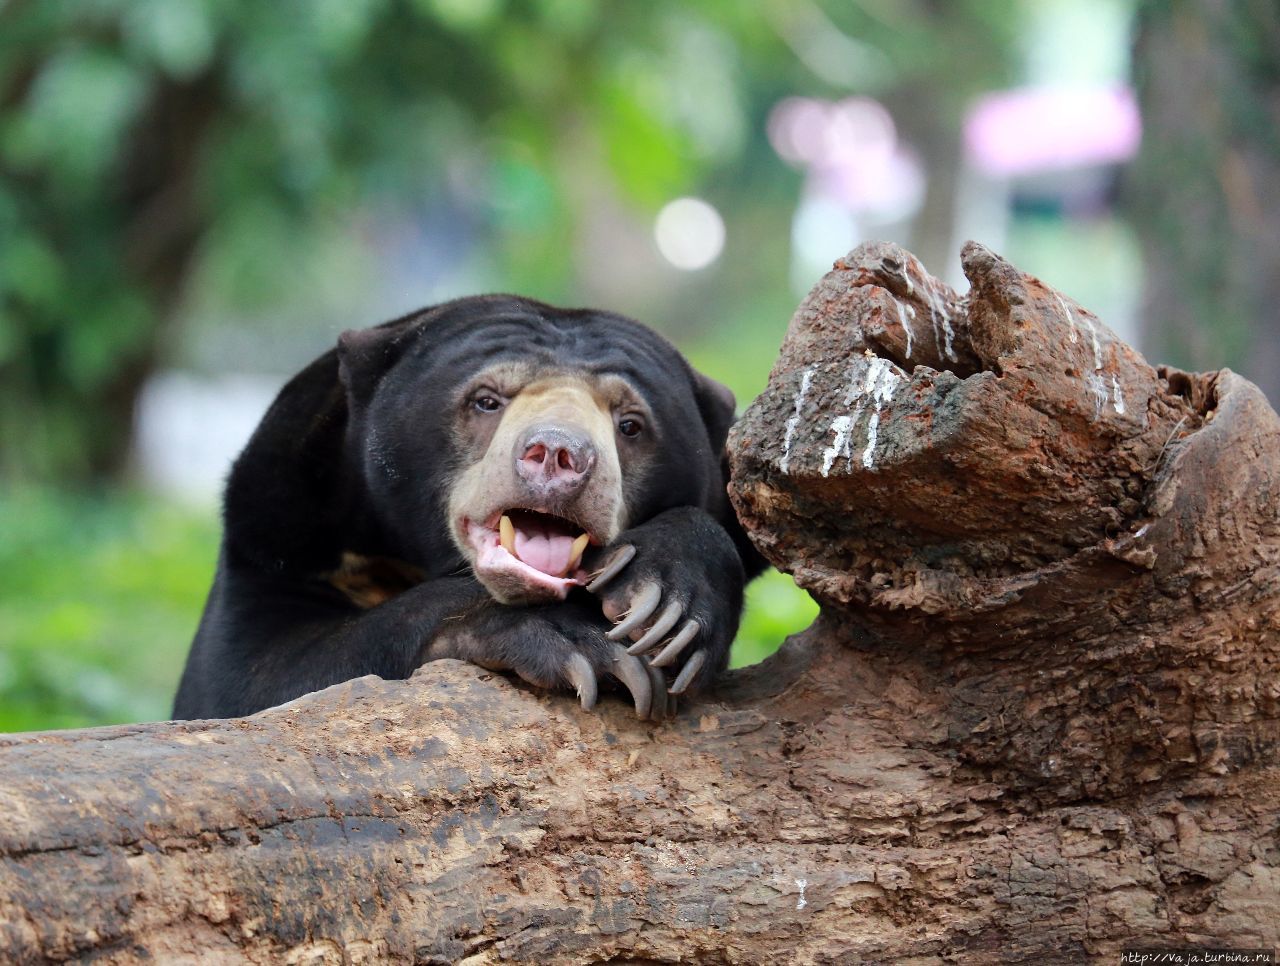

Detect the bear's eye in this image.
[617,416,644,438]
[472,393,505,414]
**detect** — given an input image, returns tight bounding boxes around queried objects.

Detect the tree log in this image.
[3,243,1278,964]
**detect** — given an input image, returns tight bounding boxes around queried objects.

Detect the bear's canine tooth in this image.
[499,514,516,557]
[565,533,590,575]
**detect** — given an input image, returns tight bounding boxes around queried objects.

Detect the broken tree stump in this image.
[2,242,1277,963]
[728,242,1280,803]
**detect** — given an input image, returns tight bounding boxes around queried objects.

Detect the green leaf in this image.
[122,0,216,79]
[596,75,693,206]
[4,236,66,316]
[6,44,146,185]
[414,0,504,32]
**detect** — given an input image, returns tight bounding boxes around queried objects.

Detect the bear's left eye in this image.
[617,416,644,438]
[472,393,505,414]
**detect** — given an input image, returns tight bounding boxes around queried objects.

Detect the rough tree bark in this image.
[2,242,1278,964]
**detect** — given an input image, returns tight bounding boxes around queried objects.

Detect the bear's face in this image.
[445,363,653,603]
[336,297,733,605]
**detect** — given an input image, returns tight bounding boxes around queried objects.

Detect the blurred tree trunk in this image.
[885,81,963,284]
[881,1,1021,287]
[0,67,219,481]
[1127,0,1280,402]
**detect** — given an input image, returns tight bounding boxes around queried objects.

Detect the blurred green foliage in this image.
[0,491,815,732]
[0,0,765,477]
[0,492,215,731]
[733,568,820,670]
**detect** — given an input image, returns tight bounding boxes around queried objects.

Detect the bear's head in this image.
[336,296,736,604]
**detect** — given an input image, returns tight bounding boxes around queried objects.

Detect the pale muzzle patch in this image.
[448,376,626,604]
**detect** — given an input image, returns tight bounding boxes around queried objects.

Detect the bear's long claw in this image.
[565,652,598,711]
[669,649,706,695]
[650,619,700,668]
[644,660,668,719]
[606,582,661,640]
[610,644,652,719]
[626,600,683,655]
[585,544,636,593]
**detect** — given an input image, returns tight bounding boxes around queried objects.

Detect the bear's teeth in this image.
[499,514,517,557]
[565,533,590,575]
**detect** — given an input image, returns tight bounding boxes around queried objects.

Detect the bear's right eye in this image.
[472,393,504,414]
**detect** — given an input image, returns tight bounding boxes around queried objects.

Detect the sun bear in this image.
[172,295,764,721]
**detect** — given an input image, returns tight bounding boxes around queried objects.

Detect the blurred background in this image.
[1,0,1276,731]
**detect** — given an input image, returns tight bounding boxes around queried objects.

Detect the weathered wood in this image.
[729,241,1280,801]
[3,242,1278,963]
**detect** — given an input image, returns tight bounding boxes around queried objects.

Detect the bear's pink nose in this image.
[515,426,596,497]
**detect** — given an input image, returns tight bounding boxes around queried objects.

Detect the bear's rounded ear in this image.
[337,325,407,401]
[691,370,738,450]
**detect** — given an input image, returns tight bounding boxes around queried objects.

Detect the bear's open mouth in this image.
[464,508,598,598]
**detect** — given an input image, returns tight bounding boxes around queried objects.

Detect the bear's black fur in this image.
[173,295,764,720]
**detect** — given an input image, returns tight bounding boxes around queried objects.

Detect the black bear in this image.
[173,296,764,721]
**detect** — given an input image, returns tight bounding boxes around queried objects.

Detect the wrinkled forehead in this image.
[412,307,688,404]
[465,361,642,408]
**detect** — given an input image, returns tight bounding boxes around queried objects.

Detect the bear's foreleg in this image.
[583,506,746,697]
[424,594,670,720]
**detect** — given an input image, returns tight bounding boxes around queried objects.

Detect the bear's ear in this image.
[337,325,409,401]
[691,370,738,450]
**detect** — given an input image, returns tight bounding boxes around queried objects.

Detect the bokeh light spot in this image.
[654,197,725,271]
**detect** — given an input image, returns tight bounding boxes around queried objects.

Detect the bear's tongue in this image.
[514,529,575,576]
[500,511,589,577]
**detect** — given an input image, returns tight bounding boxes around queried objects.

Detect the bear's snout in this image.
[515,425,596,498]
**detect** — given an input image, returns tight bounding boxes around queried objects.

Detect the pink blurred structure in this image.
[965,85,1142,177]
